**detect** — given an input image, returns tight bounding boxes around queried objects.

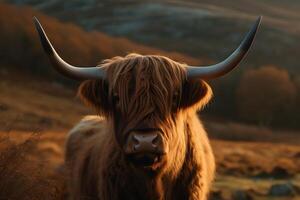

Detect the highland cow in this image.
[34,16,261,200]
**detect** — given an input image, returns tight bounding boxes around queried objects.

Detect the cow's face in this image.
[79,54,212,171]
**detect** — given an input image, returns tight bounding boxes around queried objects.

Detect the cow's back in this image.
[65,115,106,162]
[65,115,107,199]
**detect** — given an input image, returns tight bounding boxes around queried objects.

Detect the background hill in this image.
[0,1,299,128]
[0,3,199,79]
[3,0,300,128]
[4,0,300,74]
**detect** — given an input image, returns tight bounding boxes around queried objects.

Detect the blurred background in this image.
[0,1,299,199]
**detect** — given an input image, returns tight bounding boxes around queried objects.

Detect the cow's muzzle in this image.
[124,130,167,167]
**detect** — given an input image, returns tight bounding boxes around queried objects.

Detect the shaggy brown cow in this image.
[34,17,261,200]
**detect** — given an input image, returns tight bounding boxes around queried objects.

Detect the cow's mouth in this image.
[127,153,165,169]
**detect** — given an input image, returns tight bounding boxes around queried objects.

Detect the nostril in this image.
[129,132,162,153]
[131,135,141,152]
[152,135,159,147]
[132,135,139,145]
[133,145,137,152]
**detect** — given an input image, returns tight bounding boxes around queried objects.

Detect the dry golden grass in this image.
[0,133,66,200]
[213,140,300,178]
[0,70,90,132]
[1,130,299,200]
[205,120,300,145]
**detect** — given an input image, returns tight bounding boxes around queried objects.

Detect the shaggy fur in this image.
[65,54,215,200]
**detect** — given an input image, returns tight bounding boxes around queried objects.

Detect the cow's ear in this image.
[78,80,110,116]
[179,80,212,110]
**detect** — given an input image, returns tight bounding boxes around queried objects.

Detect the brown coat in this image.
[65,114,215,200]
[65,54,215,200]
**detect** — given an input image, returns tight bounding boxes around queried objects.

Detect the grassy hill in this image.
[4,0,300,74]
[0,3,200,80]
[0,2,299,128]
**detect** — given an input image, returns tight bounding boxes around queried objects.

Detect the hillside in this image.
[4,0,300,74]
[0,3,200,80]
[1,2,300,128]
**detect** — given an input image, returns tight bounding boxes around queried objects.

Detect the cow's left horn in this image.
[186,16,262,79]
[33,17,106,80]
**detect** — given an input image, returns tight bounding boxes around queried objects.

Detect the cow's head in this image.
[34,17,261,172]
[76,54,215,172]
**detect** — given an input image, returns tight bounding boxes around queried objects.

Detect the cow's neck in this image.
[101,145,184,200]
[134,172,165,200]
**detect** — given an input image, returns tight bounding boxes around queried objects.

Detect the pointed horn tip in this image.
[250,16,262,33]
[257,16,263,21]
[254,15,263,31]
[253,16,263,30]
[240,16,262,52]
[33,16,55,56]
[33,17,42,33]
[33,16,40,26]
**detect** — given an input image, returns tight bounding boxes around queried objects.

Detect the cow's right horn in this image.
[186,16,262,79]
[33,17,106,80]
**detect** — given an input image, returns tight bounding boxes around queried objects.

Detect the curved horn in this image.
[187,16,262,79]
[33,17,106,80]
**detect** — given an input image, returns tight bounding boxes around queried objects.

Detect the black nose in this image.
[125,131,165,155]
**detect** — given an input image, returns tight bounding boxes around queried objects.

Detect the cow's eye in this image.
[173,91,179,101]
[113,92,120,103]
[172,91,179,108]
[113,94,121,110]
